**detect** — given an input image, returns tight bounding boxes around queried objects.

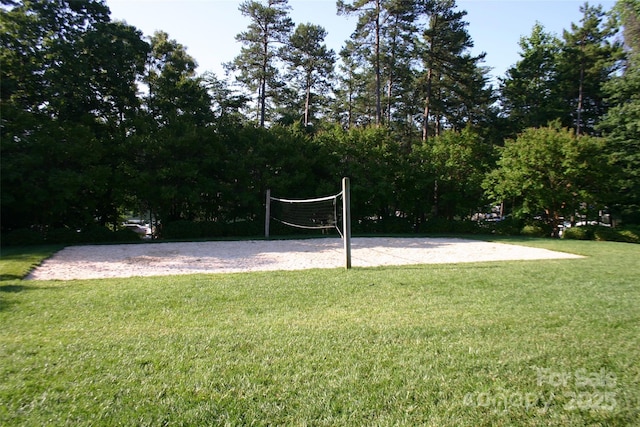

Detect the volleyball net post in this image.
[342,177,352,269]
[265,188,271,239]
[264,177,352,269]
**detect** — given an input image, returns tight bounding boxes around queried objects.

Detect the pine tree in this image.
[333,40,376,128]
[558,3,623,135]
[416,0,487,141]
[499,23,563,134]
[380,0,419,127]
[338,0,384,126]
[227,0,293,127]
[284,23,335,127]
[597,0,640,223]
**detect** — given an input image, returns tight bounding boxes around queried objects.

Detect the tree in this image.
[227,0,293,127]
[558,3,624,135]
[499,23,563,134]
[137,31,216,224]
[204,72,251,128]
[1,0,148,231]
[338,0,425,130]
[428,128,491,220]
[483,124,608,237]
[332,39,374,128]
[501,4,623,137]
[597,0,640,224]
[314,125,408,230]
[284,23,335,127]
[415,0,487,141]
[338,0,384,126]
[144,31,210,128]
[379,0,418,127]
[616,0,640,51]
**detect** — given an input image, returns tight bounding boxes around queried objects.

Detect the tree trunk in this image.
[433,178,439,217]
[374,0,382,126]
[260,32,269,127]
[385,16,398,125]
[576,36,585,135]
[260,76,267,127]
[386,77,393,124]
[422,15,437,142]
[422,67,432,142]
[304,77,311,126]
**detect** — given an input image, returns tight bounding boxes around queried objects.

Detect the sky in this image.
[105,0,618,84]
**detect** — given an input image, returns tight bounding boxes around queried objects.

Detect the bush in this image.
[1,228,45,246]
[422,218,456,234]
[224,220,263,237]
[562,226,592,240]
[562,225,639,243]
[481,218,523,236]
[45,226,141,244]
[80,226,118,243]
[113,229,143,243]
[161,220,265,240]
[161,221,206,239]
[2,225,142,246]
[420,218,481,235]
[454,220,482,234]
[592,226,622,242]
[46,228,83,244]
[520,224,548,237]
[593,225,640,243]
[353,216,414,234]
[618,228,640,244]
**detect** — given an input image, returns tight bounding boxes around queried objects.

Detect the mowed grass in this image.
[0,238,638,426]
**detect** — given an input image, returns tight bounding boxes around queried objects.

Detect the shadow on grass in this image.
[0,283,28,292]
[0,274,24,281]
[0,283,58,312]
[0,283,30,312]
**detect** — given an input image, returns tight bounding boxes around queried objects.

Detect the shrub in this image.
[46,228,82,244]
[562,225,639,243]
[618,229,640,244]
[454,220,482,234]
[422,218,456,234]
[520,224,548,237]
[45,226,140,244]
[161,221,205,239]
[2,225,143,246]
[593,225,640,243]
[161,220,265,240]
[592,226,622,242]
[481,218,523,236]
[1,228,45,246]
[224,220,263,237]
[562,226,592,240]
[113,229,143,243]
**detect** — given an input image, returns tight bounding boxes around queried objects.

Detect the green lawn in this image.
[1,238,638,426]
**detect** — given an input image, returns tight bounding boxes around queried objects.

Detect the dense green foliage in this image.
[1,240,639,425]
[484,125,609,237]
[2,0,639,243]
[562,223,640,242]
[598,0,640,224]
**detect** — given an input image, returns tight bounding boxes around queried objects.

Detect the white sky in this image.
[105,0,618,84]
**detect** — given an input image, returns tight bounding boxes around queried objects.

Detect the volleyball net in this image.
[265,177,352,269]
[269,193,343,235]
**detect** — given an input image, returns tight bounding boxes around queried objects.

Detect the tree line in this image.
[1,0,639,243]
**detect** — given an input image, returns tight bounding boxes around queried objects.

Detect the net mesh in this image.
[270,193,343,236]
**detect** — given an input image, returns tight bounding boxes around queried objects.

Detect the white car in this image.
[124,222,152,238]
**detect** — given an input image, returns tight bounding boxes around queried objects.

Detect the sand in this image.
[25,237,584,281]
